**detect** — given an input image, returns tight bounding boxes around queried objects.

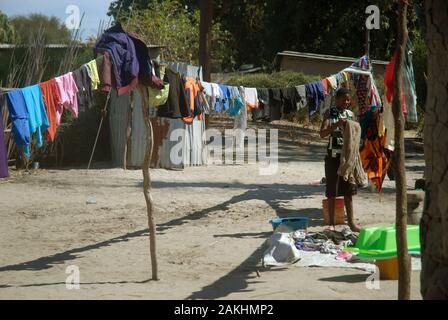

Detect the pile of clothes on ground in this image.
[293,228,358,256]
[262,225,369,269]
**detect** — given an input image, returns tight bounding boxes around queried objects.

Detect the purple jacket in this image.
[94,23,140,91]
[94,23,163,94]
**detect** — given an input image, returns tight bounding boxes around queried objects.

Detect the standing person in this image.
[320,88,361,232]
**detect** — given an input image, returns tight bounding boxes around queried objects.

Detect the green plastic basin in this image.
[345,224,421,260]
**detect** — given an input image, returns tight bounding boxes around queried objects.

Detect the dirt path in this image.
[0,120,424,299]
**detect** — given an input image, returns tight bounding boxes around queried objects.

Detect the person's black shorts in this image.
[325,154,357,197]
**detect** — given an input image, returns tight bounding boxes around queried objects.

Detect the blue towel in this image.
[6,90,30,155]
[305,81,325,115]
[218,84,231,112]
[21,85,50,154]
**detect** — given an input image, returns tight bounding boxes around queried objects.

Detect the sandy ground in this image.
[0,119,425,300]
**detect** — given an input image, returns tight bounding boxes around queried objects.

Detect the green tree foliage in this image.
[108,0,151,19]
[0,10,16,43]
[10,14,71,44]
[122,0,229,64]
[212,0,424,67]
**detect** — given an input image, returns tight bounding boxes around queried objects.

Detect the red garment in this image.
[384,53,407,113]
[39,79,61,142]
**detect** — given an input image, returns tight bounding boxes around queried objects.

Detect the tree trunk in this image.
[199,0,213,82]
[392,1,411,300]
[421,0,448,299]
[139,86,158,280]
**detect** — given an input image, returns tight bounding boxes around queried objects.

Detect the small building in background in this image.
[275,51,388,77]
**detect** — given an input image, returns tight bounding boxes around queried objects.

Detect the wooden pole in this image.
[365,28,371,56]
[392,0,411,300]
[139,85,158,280]
[124,90,134,170]
[199,0,213,82]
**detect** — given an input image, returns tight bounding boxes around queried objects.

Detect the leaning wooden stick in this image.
[392,0,411,300]
[139,85,158,280]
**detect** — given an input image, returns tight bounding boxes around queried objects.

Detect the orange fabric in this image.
[359,114,392,192]
[40,79,61,142]
[182,77,204,124]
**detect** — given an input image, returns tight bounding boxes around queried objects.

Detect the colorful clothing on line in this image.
[218,84,231,112]
[6,90,30,153]
[305,81,325,115]
[183,77,204,123]
[73,65,94,113]
[40,79,61,142]
[228,86,245,117]
[85,60,100,90]
[211,83,223,112]
[157,68,189,119]
[244,87,259,110]
[21,84,50,155]
[55,72,79,123]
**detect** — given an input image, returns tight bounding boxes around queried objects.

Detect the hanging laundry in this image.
[94,23,163,96]
[326,76,338,91]
[244,87,259,110]
[218,84,231,112]
[359,111,392,192]
[337,71,352,89]
[200,81,214,114]
[6,90,30,154]
[127,30,163,89]
[211,83,223,113]
[55,72,79,123]
[305,81,325,115]
[183,77,205,123]
[295,85,307,111]
[96,52,113,93]
[201,81,213,97]
[321,79,330,96]
[73,65,94,113]
[382,96,395,151]
[94,23,139,96]
[268,88,283,121]
[157,68,189,118]
[85,60,100,90]
[0,99,9,178]
[404,39,418,123]
[234,86,248,148]
[228,86,245,117]
[254,88,269,121]
[21,84,50,155]
[40,79,61,142]
[281,87,303,115]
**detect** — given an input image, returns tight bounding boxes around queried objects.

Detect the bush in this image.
[223,70,320,88]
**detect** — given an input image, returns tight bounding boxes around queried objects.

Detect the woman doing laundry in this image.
[319,88,361,232]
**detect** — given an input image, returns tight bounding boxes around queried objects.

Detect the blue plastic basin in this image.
[270,217,309,231]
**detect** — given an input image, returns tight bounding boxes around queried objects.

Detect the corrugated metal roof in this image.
[276,51,388,65]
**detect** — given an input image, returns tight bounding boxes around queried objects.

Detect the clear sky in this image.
[0,0,115,40]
